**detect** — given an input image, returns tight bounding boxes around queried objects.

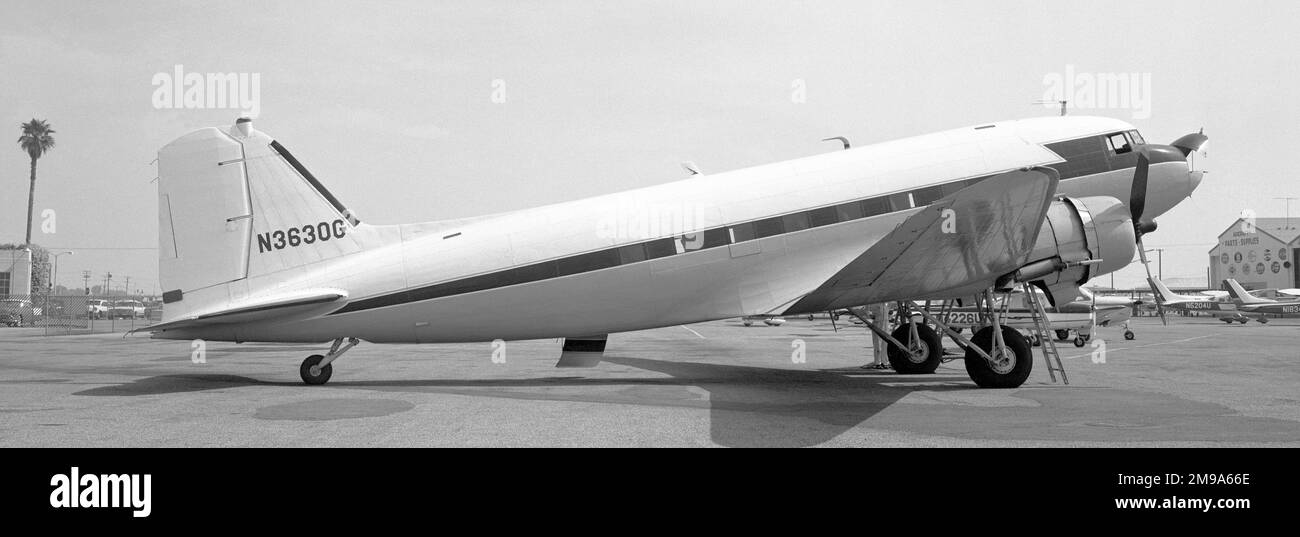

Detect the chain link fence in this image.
[1,294,161,335]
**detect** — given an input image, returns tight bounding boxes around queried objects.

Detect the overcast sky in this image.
[3,0,1298,293]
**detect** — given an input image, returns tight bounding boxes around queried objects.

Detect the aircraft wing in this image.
[134,289,348,334]
[785,168,1059,314]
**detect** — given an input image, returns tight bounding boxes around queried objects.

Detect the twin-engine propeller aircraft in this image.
[1225,279,1300,316]
[140,115,1205,388]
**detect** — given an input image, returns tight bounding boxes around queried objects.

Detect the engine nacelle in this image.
[999,196,1136,304]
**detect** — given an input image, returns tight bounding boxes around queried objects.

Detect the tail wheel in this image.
[887,323,943,374]
[1073,337,1086,347]
[964,326,1033,388]
[1123,330,1135,340]
[300,354,332,385]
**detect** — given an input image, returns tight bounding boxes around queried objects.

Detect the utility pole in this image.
[104,273,112,296]
[1145,248,1165,280]
[1276,197,1299,230]
[123,276,131,296]
[82,270,91,295]
[49,250,73,292]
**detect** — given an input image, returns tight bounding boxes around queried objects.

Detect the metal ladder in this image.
[1021,283,1068,384]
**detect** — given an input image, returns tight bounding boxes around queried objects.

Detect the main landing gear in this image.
[300,337,360,385]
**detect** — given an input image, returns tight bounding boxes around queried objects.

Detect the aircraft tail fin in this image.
[1224,279,1270,304]
[156,119,381,322]
[1147,276,1187,304]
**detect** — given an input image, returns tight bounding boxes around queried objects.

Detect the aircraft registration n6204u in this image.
[141,115,1207,388]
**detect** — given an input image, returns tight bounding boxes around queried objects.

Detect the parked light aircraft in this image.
[140,115,1205,388]
[1148,277,1261,324]
[1225,279,1300,316]
[929,286,1139,347]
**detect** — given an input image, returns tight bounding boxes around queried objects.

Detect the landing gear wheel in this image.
[1073,336,1086,348]
[1123,330,1135,340]
[887,323,943,374]
[1055,329,1071,341]
[300,354,332,385]
[964,326,1032,388]
[1258,318,1269,324]
[1238,319,1249,324]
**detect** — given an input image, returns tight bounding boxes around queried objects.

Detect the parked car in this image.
[1,299,36,327]
[110,300,146,319]
[86,299,111,319]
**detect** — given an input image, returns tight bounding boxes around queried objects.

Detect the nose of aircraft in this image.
[1133,132,1208,224]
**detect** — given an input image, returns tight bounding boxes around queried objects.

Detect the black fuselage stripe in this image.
[330,133,1154,315]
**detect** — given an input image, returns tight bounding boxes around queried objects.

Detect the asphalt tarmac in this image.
[2,316,1298,447]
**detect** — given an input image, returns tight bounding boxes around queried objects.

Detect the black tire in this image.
[1123,330,1135,340]
[1055,329,1071,341]
[1238,319,1248,324]
[1073,337,1085,347]
[300,354,332,385]
[887,323,943,374]
[1258,318,1269,324]
[964,326,1033,389]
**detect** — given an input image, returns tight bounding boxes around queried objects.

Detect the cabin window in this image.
[1128,130,1145,145]
[701,228,730,248]
[617,243,647,264]
[782,212,810,233]
[730,222,756,242]
[754,217,785,239]
[887,192,913,212]
[643,238,678,260]
[808,206,839,227]
[1106,132,1132,154]
[835,201,865,222]
[862,197,890,217]
[911,185,946,206]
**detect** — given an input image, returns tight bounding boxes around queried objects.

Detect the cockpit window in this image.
[1128,130,1145,145]
[1106,132,1132,154]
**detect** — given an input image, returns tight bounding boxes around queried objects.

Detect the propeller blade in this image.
[1137,236,1168,326]
[1130,148,1150,226]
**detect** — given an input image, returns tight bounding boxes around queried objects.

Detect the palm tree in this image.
[17,119,55,247]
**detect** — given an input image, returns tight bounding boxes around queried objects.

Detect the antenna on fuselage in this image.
[1033,99,1069,116]
[821,136,851,150]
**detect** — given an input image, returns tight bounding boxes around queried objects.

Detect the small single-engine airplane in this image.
[1147,277,1262,324]
[926,286,1139,347]
[141,115,1205,388]
[1225,279,1300,316]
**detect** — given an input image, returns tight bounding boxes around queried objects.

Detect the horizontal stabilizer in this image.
[135,289,348,334]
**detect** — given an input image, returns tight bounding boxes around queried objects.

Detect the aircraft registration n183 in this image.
[140,115,1206,388]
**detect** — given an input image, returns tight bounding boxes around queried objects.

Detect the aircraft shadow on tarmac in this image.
[72,355,977,447]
